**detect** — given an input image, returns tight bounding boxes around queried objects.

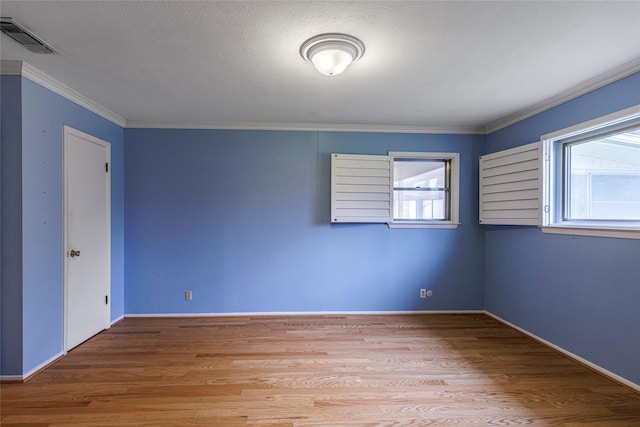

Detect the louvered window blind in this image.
[479,142,543,226]
[331,153,391,223]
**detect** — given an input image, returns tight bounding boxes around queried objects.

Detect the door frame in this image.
[63,125,111,353]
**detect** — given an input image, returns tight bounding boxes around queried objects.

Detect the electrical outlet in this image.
[185,290,192,301]
[420,289,427,298]
[426,290,433,297]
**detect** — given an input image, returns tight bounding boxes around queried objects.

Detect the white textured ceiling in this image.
[1,1,639,132]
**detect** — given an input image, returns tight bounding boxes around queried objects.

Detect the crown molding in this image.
[0,59,23,75]
[124,120,484,135]
[484,57,640,134]
[0,60,480,134]
[1,60,127,127]
[4,58,638,136]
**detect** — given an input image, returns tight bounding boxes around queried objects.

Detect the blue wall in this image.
[484,71,640,385]
[124,129,485,314]
[4,65,638,388]
[0,76,125,376]
[1,75,24,376]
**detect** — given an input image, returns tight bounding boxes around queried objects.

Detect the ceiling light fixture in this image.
[300,33,365,77]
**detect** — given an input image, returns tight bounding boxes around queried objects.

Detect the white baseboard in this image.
[2,351,66,382]
[111,314,125,325]
[125,309,485,318]
[485,311,640,393]
[6,311,636,392]
[0,374,24,382]
[23,351,65,380]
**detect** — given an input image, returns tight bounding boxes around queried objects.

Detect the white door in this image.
[64,126,110,351]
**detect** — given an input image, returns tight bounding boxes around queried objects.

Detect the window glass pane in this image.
[568,174,588,219]
[393,190,447,220]
[394,160,445,189]
[566,128,640,220]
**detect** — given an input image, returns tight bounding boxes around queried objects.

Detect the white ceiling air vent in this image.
[0,17,56,54]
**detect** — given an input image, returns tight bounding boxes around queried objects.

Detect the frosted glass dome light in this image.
[300,33,365,76]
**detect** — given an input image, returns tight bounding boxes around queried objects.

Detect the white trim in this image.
[485,311,640,393]
[541,104,640,142]
[0,62,477,134]
[387,222,460,229]
[124,120,483,135]
[63,126,112,352]
[0,60,126,127]
[3,59,639,135]
[11,311,638,391]
[541,225,640,240]
[111,314,125,325]
[123,56,640,135]
[0,351,67,382]
[0,59,23,75]
[125,310,485,318]
[21,351,65,381]
[0,375,24,382]
[0,62,478,134]
[540,104,640,238]
[485,57,640,134]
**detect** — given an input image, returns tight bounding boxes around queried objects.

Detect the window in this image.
[394,160,447,220]
[542,105,640,239]
[331,152,459,229]
[393,157,450,221]
[388,152,459,228]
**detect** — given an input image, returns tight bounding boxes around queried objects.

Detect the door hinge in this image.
[105,295,109,305]
[105,162,109,172]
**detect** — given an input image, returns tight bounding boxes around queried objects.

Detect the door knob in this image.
[69,249,81,258]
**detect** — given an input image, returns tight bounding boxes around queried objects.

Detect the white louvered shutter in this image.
[331,153,391,223]
[479,142,543,226]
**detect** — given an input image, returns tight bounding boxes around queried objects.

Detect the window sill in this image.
[541,224,640,240]
[387,222,460,229]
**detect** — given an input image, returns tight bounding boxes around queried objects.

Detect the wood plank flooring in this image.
[2,314,639,426]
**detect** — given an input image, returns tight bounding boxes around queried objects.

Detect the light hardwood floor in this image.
[2,314,640,426]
